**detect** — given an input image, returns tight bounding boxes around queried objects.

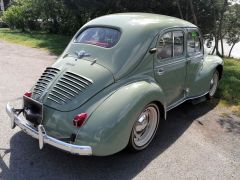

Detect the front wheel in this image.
[127,103,159,151]
[207,71,219,99]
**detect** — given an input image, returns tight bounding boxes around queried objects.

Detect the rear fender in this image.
[75,81,166,156]
[192,55,223,95]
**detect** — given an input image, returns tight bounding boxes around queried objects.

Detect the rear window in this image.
[75,27,121,48]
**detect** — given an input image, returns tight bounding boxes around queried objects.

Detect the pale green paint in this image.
[29,13,223,156]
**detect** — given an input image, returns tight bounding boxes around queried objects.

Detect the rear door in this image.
[154,29,187,108]
[185,28,205,97]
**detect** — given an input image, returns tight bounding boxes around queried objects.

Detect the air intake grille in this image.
[33,67,60,97]
[47,72,93,105]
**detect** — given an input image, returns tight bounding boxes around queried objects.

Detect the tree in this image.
[225,4,240,57]
[0,0,4,11]
[209,0,229,57]
[2,0,39,31]
[2,0,236,43]
[188,0,197,25]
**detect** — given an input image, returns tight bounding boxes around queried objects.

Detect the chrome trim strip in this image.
[155,59,186,69]
[6,103,92,156]
[167,91,209,111]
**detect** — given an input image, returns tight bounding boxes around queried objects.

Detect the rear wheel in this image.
[207,71,219,99]
[128,103,159,151]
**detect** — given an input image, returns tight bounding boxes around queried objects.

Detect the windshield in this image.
[75,27,121,48]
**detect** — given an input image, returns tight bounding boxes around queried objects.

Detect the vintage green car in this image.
[6,13,223,156]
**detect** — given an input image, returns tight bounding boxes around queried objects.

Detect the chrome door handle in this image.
[186,58,191,64]
[157,68,165,75]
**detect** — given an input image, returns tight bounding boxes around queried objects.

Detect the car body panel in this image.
[42,58,114,112]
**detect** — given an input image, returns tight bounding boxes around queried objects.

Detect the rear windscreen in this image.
[75,27,121,48]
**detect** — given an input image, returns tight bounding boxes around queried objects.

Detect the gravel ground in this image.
[0,41,240,180]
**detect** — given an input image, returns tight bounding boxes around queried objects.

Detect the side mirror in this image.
[149,48,157,54]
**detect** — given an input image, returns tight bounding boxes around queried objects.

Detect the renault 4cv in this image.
[6,13,223,156]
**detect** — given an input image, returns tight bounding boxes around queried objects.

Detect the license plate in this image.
[23,96,43,125]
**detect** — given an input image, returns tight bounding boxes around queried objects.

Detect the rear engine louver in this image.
[33,67,60,97]
[47,72,93,105]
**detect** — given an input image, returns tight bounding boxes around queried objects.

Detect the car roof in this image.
[71,13,197,80]
[84,13,197,33]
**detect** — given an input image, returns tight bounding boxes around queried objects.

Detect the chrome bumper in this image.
[6,103,92,156]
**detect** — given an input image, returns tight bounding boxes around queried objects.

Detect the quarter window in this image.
[157,31,184,60]
[187,31,202,54]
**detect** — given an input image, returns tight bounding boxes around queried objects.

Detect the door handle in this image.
[186,58,191,64]
[157,68,165,75]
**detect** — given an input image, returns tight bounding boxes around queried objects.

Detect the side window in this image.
[187,31,202,54]
[173,31,184,56]
[157,32,172,59]
[157,31,184,60]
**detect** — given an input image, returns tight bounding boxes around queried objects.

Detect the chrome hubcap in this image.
[209,72,218,97]
[133,106,158,147]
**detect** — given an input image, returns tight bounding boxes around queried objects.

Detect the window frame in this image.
[73,26,122,49]
[186,28,204,56]
[156,29,185,61]
[173,31,185,57]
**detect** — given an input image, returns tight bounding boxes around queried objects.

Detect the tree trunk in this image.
[185,0,188,20]
[221,32,228,54]
[217,0,228,57]
[188,0,197,25]
[228,43,236,57]
[0,0,4,11]
[220,36,224,57]
[176,0,184,19]
[210,0,220,56]
[211,45,216,55]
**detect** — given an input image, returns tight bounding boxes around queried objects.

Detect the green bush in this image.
[0,11,8,28]
[1,0,83,35]
[2,0,39,31]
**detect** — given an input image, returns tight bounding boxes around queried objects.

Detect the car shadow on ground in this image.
[218,114,240,135]
[0,99,219,179]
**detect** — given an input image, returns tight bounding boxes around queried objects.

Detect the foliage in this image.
[2,0,38,31]
[2,0,82,34]
[0,0,239,59]
[217,58,240,106]
[0,0,229,36]
[224,4,240,57]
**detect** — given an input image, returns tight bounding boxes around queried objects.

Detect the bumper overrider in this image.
[6,103,92,155]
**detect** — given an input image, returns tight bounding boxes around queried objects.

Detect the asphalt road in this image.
[0,41,240,180]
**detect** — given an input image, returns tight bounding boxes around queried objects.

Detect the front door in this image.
[154,29,187,108]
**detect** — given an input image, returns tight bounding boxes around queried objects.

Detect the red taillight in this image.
[73,113,88,128]
[24,91,32,97]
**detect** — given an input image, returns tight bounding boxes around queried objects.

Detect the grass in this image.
[0,28,239,114]
[216,58,240,116]
[0,28,71,55]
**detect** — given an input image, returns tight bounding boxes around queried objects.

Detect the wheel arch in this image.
[216,64,223,80]
[153,100,166,121]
